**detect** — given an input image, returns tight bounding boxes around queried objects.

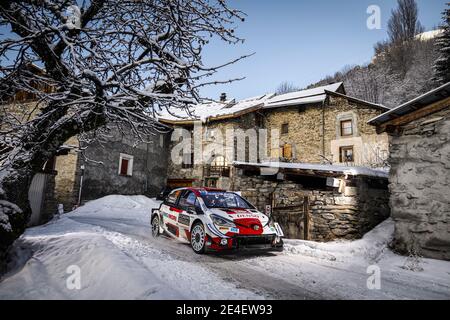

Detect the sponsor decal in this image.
[232,213,259,219]
[168,214,177,221]
[229,227,239,234]
[178,213,190,226]
[218,227,239,234]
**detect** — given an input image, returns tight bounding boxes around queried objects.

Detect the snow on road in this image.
[0,196,262,300]
[0,195,449,300]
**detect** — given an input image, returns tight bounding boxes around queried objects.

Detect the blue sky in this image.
[200,0,448,100]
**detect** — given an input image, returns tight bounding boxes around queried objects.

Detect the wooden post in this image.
[303,196,310,240]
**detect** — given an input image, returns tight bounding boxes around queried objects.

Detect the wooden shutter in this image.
[283,144,292,159]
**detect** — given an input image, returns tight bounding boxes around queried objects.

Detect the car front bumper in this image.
[206,234,283,252]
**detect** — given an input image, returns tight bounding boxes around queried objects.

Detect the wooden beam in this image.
[378,96,450,133]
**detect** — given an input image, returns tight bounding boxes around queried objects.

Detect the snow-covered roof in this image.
[264,82,344,109]
[233,161,389,179]
[158,93,275,123]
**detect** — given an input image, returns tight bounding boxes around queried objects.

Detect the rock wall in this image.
[389,107,450,260]
[233,172,390,241]
[54,136,81,211]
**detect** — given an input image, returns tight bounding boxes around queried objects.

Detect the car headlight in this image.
[210,214,235,227]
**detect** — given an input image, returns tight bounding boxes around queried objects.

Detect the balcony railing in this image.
[203,165,230,178]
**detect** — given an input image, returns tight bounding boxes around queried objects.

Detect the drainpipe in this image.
[321,100,326,159]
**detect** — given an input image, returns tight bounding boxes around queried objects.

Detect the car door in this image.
[161,189,183,237]
[177,190,199,241]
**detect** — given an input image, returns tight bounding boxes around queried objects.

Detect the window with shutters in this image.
[118,153,134,176]
[282,144,292,159]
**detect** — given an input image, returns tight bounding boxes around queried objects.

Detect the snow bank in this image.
[68,195,160,224]
[284,219,394,263]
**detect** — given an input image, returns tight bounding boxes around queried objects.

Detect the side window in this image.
[166,190,182,205]
[179,191,197,210]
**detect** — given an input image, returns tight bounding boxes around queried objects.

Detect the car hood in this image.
[207,208,269,226]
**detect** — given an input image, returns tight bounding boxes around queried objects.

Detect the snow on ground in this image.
[0,196,262,300]
[244,219,450,299]
[1,195,449,300]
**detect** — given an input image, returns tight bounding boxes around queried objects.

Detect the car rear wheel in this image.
[151,215,160,237]
[191,222,206,254]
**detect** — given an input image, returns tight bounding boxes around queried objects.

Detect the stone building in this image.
[369,83,450,260]
[159,83,392,241]
[264,83,390,165]
[160,94,274,190]
[51,124,170,214]
[160,82,391,188]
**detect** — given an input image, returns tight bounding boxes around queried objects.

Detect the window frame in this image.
[178,190,198,210]
[181,152,194,169]
[340,119,353,137]
[281,123,289,135]
[339,146,354,163]
[165,189,182,206]
[118,153,134,176]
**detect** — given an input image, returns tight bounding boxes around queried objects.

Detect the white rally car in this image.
[151,187,284,254]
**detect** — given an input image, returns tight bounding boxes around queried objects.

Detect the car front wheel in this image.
[151,214,160,237]
[191,222,206,254]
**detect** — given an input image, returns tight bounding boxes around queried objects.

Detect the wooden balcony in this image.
[203,165,231,178]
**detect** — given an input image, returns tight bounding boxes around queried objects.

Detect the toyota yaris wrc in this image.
[150,187,284,254]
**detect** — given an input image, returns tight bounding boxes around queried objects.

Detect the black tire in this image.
[151,214,160,238]
[190,222,206,254]
[274,238,284,252]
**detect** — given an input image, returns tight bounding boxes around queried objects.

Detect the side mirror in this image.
[186,206,195,214]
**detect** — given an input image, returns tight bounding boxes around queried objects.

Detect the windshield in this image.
[200,192,254,209]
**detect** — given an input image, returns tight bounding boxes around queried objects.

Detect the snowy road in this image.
[1,195,449,300]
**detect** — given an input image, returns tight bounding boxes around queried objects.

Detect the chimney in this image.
[220,92,227,102]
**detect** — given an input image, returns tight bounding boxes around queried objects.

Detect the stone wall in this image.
[389,107,450,260]
[233,171,390,241]
[54,136,81,211]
